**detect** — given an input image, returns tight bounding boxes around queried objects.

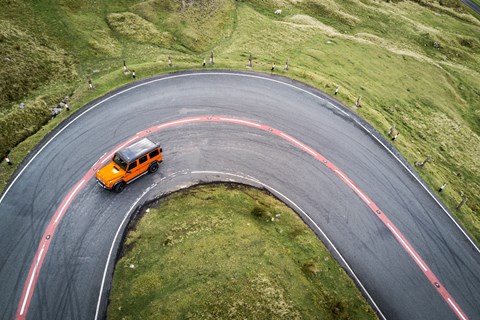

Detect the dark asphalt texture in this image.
[0,71,479,320]
[463,0,480,15]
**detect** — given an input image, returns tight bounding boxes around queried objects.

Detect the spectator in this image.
[4,155,12,166]
[247,54,252,68]
[51,108,61,120]
[59,102,70,111]
[335,86,341,95]
[62,96,70,111]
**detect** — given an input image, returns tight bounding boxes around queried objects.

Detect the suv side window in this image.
[139,155,148,164]
[149,149,159,159]
[128,161,138,171]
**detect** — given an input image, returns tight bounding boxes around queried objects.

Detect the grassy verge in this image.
[108,184,377,319]
[0,0,479,245]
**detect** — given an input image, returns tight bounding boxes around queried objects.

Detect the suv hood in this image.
[96,162,125,185]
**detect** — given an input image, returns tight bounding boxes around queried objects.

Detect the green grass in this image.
[108,184,377,319]
[0,0,479,271]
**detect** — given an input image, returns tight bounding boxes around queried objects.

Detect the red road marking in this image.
[16,116,468,320]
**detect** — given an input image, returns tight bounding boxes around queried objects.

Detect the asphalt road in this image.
[0,71,479,320]
[463,0,480,15]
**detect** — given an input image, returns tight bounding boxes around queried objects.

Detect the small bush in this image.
[458,37,478,49]
[438,0,463,9]
[163,235,173,246]
[288,225,305,239]
[329,300,349,319]
[251,205,270,220]
[302,260,321,275]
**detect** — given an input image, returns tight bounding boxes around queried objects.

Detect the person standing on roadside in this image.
[335,86,341,95]
[4,155,12,166]
[132,70,136,80]
[438,183,447,192]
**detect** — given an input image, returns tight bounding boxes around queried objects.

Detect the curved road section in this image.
[0,71,479,320]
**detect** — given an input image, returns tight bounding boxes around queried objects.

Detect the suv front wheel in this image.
[114,181,126,193]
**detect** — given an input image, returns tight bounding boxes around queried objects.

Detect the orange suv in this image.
[96,138,162,192]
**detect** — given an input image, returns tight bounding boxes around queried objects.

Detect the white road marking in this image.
[279,132,317,156]
[20,246,45,315]
[157,118,202,129]
[328,101,350,116]
[94,183,157,320]
[334,170,371,205]
[54,179,86,224]
[218,117,262,127]
[92,152,107,169]
[448,298,467,320]
[387,223,428,272]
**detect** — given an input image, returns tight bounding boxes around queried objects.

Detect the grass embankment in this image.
[108,184,377,319]
[1,0,479,244]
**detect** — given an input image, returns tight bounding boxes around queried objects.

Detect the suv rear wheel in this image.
[149,162,159,173]
[114,181,126,193]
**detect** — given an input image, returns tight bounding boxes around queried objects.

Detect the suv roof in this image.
[116,138,158,163]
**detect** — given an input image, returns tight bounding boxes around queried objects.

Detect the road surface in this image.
[0,71,479,320]
[463,0,480,15]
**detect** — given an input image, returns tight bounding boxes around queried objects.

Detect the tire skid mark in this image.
[17,116,468,320]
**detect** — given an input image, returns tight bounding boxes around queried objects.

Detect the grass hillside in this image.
[0,0,479,241]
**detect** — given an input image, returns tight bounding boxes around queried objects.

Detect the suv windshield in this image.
[113,154,127,170]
